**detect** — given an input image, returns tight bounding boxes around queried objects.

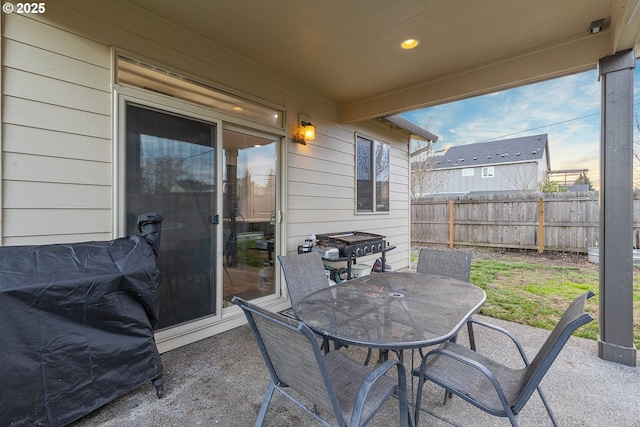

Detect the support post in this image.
[598,49,637,366]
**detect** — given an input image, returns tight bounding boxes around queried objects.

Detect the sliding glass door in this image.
[123,100,283,333]
[125,103,217,329]
[222,128,277,306]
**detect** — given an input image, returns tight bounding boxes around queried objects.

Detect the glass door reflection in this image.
[222,129,277,306]
[126,103,217,329]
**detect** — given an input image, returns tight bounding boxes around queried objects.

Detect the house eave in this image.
[382,115,439,142]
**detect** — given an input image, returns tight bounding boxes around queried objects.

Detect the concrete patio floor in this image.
[70,314,639,427]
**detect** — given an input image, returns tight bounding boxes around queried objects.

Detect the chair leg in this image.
[397,370,409,427]
[414,375,426,426]
[536,385,559,427]
[255,380,276,427]
[443,332,459,403]
[467,321,476,351]
[377,349,389,363]
[363,348,373,365]
[442,389,451,405]
[322,337,330,354]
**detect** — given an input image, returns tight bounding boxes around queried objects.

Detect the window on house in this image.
[462,168,474,176]
[482,166,495,178]
[356,134,389,213]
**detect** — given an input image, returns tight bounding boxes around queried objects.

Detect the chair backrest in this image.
[513,291,595,414]
[416,248,473,282]
[277,252,329,317]
[231,296,345,424]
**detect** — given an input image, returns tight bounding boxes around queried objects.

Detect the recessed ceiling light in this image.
[400,39,419,49]
[233,106,243,111]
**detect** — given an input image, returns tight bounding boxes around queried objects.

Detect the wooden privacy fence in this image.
[411,191,638,253]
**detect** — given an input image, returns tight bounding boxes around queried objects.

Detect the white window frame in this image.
[355,133,390,214]
[482,166,495,178]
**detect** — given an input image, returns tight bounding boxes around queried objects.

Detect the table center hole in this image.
[389,292,404,298]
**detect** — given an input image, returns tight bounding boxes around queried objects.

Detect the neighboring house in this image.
[547,168,591,191]
[416,134,550,195]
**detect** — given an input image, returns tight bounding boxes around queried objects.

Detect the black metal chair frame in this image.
[415,248,475,356]
[416,247,473,282]
[232,296,409,427]
[413,291,595,426]
[278,252,375,364]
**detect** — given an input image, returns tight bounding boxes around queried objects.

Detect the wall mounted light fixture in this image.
[292,113,315,144]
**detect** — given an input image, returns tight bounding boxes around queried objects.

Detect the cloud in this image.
[400,67,630,190]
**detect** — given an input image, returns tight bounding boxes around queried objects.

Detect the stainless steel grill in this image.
[315,231,387,258]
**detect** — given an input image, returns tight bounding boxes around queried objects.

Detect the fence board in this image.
[411,191,633,252]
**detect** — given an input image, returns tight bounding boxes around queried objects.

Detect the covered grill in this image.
[0,213,164,427]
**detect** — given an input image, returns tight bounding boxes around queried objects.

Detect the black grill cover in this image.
[0,213,164,426]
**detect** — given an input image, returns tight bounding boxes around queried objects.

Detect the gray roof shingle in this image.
[427,134,548,169]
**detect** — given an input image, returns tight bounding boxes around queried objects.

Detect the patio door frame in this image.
[220,123,285,306]
[114,85,290,352]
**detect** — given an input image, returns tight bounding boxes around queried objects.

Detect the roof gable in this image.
[429,134,548,169]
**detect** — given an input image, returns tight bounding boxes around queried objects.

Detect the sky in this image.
[400,66,640,190]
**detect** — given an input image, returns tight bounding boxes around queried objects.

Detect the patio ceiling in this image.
[117,1,640,121]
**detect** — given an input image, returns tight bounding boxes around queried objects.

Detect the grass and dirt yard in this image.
[410,248,640,349]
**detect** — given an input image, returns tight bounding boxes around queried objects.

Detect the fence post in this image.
[449,200,454,248]
[537,197,544,253]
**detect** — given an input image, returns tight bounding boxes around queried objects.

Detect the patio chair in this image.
[278,252,332,351]
[277,252,329,319]
[416,247,472,282]
[413,291,595,427]
[278,252,374,363]
[232,296,409,427]
[415,248,475,355]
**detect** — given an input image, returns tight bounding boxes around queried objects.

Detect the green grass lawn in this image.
[410,250,640,349]
[470,260,602,341]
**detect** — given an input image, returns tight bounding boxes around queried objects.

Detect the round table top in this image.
[295,272,486,350]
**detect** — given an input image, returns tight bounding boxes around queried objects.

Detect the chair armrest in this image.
[351,359,408,427]
[467,318,530,365]
[418,347,510,410]
[361,358,405,388]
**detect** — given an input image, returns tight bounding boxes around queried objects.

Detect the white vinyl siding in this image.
[2,65,110,116]
[2,14,112,245]
[3,181,111,209]
[3,124,110,162]
[428,162,544,194]
[2,5,409,270]
[0,10,411,270]
[286,123,409,269]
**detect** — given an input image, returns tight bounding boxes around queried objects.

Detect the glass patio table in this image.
[295,272,486,355]
[296,272,485,426]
